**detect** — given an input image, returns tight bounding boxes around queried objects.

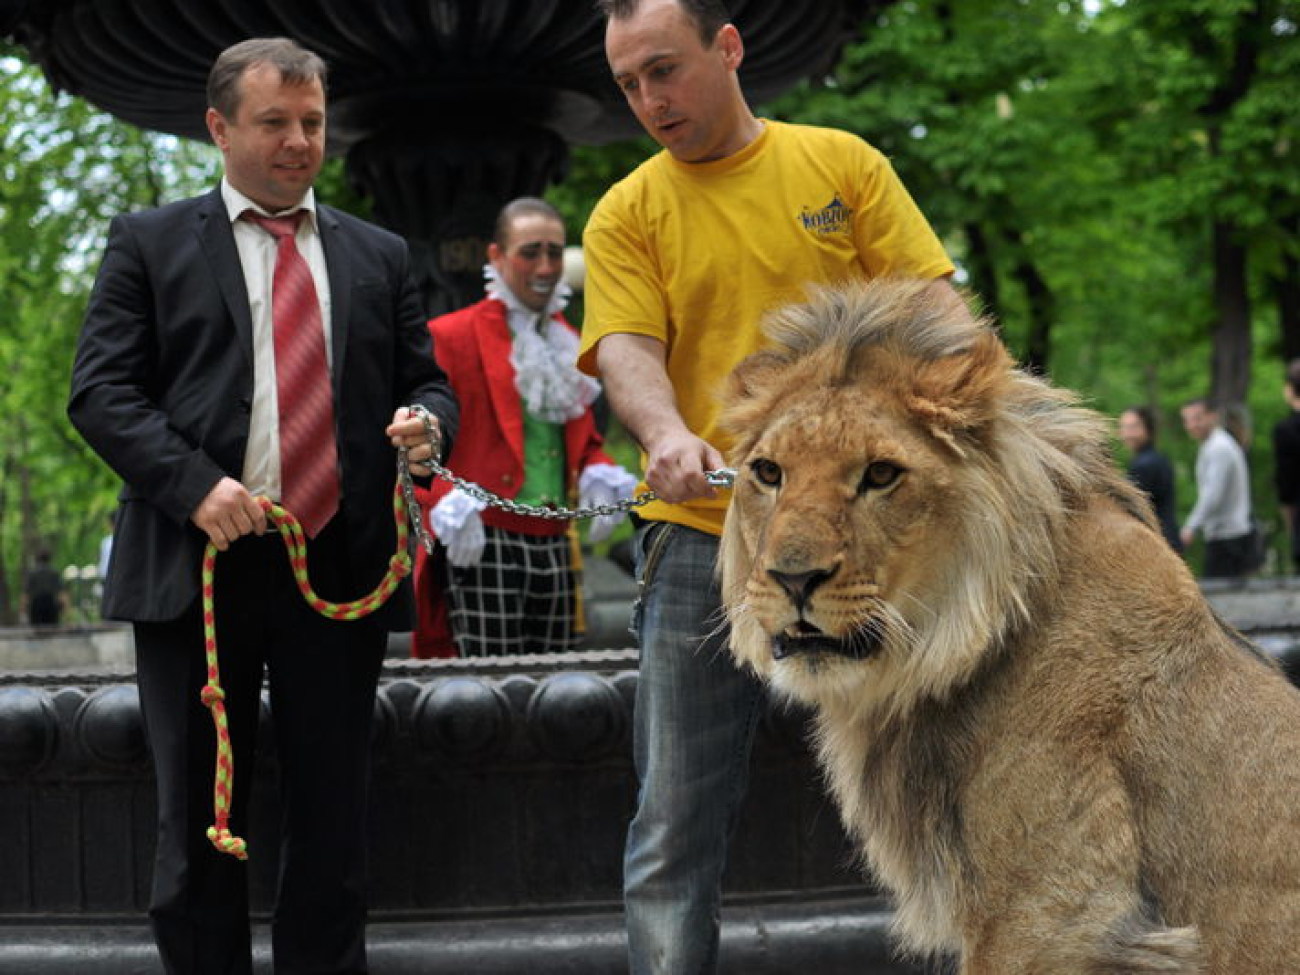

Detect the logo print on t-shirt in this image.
[798,195,853,236]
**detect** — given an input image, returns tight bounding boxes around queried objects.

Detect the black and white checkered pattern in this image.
[445,526,579,655]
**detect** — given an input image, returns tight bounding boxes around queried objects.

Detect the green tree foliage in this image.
[4,0,1300,603]
[1111,0,1300,408]
[763,0,1202,397]
[0,47,215,621]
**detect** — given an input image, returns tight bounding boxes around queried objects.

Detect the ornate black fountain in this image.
[0,652,928,973]
[1,0,883,313]
[0,1,930,971]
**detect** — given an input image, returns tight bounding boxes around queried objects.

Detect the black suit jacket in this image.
[69,187,458,627]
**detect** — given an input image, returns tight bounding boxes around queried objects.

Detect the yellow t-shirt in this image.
[579,120,955,536]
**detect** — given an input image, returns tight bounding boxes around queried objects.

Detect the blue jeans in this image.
[625,522,767,975]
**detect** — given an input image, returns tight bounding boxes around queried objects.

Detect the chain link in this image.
[396,405,735,544]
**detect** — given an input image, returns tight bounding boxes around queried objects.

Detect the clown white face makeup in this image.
[488,213,566,313]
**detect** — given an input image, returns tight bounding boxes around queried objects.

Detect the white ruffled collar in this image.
[484,264,600,423]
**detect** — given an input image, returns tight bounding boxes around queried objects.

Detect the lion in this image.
[718,277,1300,974]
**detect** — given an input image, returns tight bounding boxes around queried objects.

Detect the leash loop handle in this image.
[200,478,412,859]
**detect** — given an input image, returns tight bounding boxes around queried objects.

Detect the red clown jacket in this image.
[411,297,615,657]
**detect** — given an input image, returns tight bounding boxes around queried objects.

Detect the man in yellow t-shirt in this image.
[580,2,963,971]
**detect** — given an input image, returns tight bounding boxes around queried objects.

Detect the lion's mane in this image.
[717,277,1300,973]
[722,277,1150,719]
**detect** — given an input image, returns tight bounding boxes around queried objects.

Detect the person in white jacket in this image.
[1180,397,1256,577]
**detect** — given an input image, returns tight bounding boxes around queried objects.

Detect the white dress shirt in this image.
[220,178,333,501]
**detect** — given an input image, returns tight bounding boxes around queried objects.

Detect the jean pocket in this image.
[629,521,674,643]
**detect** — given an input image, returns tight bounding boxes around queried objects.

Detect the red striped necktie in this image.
[243,209,339,538]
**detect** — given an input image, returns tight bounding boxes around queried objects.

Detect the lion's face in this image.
[719,279,1040,713]
[724,376,969,703]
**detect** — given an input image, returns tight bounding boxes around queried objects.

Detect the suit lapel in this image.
[196,188,254,363]
[318,204,350,395]
[478,300,526,471]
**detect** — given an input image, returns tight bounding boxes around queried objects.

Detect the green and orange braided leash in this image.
[200,415,434,860]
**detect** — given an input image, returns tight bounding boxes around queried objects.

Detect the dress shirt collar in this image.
[219,177,318,232]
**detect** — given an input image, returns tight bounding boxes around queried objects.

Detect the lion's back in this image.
[1000,499,1300,970]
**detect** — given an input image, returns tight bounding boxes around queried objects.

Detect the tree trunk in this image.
[0,454,11,625]
[1210,219,1252,409]
[962,221,1000,326]
[1195,4,1262,411]
[1017,255,1055,376]
[1278,214,1300,364]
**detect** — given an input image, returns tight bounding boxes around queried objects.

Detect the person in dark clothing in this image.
[23,548,65,625]
[67,37,458,974]
[1119,406,1182,553]
[1273,359,1300,572]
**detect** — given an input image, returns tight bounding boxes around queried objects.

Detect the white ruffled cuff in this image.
[579,464,638,543]
[430,489,489,567]
[579,463,638,500]
[430,488,487,533]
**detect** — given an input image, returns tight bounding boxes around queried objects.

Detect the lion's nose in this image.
[767,565,836,610]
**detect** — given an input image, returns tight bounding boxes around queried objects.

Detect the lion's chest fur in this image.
[813,643,1139,957]
[814,687,993,955]
[788,659,1006,956]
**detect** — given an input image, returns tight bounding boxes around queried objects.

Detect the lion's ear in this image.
[905,330,1012,446]
[727,349,790,405]
[722,349,792,458]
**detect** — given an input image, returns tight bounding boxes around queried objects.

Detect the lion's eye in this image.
[859,461,901,493]
[750,458,782,488]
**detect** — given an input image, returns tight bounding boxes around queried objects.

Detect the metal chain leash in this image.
[396,406,440,553]
[397,405,735,551]
[203,404,734,860]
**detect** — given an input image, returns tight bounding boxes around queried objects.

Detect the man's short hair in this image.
[207,37,328,121]
[594,0,731,47]
[493,197,564,247]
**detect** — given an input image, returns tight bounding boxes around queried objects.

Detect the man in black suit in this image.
[68,37,458,974]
